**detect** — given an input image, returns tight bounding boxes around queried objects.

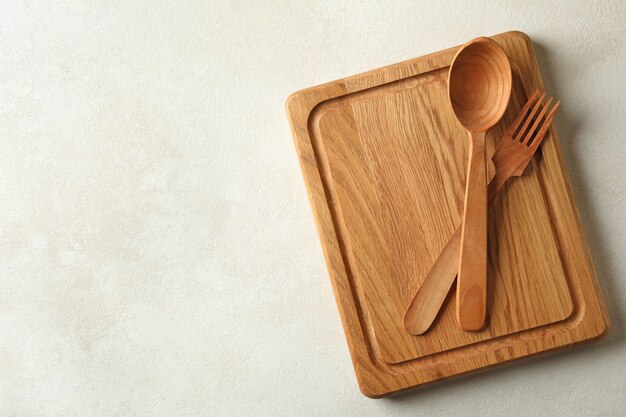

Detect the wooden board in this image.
[285,31,609,397]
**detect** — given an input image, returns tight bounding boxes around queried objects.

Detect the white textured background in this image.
[1,1,625,416]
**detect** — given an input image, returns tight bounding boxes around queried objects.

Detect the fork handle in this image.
[403,166,510,335]
[457,131,488,331]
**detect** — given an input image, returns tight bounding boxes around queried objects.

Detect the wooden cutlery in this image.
[448,38,512,330]
[404,90,561,335]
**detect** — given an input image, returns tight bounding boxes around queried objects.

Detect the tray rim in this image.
[285,30,610,398]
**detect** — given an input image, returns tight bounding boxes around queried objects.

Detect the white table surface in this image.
[1,1,625,416]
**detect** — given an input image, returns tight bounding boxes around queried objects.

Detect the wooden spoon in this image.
[448,37,512,331]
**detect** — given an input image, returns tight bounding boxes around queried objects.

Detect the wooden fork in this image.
[403,90,560,335]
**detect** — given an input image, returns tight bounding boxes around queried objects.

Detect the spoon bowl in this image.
[449,37,512,132]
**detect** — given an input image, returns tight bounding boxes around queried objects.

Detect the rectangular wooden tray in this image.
[285,31,609,397]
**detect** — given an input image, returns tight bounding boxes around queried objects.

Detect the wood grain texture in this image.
[285,31,609,398]
[404,91,561,335]
[305,51,569,365]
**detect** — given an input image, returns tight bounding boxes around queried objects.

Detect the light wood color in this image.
[285,31,609,398]
[448,37,512,331]
[404,90,561,335]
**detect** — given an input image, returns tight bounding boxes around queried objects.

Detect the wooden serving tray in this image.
[285,31,609,397]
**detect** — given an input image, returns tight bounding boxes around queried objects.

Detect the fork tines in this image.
[508,89,560,149]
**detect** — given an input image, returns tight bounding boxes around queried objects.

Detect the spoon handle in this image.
[457,131,488,331]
